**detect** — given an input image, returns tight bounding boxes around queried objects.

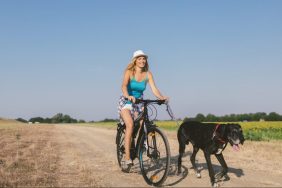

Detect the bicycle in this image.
[116,98,171,186]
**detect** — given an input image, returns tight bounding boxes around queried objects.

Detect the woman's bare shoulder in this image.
[124,70,134,79]
[124,69,132,75]
[147,71,153,77]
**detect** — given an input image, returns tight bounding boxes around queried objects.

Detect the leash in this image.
[166,103,181,127]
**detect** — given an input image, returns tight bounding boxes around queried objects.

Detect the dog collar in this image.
[212,124,226,144]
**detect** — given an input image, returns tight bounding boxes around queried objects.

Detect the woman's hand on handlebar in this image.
[160,96,169,103]
[126,96,136,103]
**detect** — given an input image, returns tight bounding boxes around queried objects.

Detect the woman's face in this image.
[135,56,147,68]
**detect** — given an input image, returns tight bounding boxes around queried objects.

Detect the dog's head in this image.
[226,124,245,151]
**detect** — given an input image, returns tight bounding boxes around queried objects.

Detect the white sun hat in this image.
[132,50,148,59]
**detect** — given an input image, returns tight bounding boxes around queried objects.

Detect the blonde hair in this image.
[126,56,149,75]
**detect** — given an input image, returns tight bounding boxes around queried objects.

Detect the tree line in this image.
[16,112,282,124]
[184,112,282,122]
[16,113,86,124]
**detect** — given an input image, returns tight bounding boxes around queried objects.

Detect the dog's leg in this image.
[190,146,201,178]
[204,151,217,187]
[215,154,230,181]
[177,141,186,174]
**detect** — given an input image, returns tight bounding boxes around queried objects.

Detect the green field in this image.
[83,120,282,141]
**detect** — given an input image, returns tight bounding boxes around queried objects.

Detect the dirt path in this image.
[52,125,282,187]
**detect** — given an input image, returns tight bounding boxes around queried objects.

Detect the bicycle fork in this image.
[147,132,159,159]
[138,124,158,160]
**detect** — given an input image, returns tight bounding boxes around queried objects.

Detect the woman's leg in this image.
[120,109,134,161]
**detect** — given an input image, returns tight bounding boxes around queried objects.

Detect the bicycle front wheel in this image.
[139,127,171,186]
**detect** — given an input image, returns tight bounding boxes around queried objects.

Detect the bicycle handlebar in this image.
[124,97,166,105]
[124,97,178,122]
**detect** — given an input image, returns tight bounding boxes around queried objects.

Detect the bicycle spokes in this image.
[139,128,170,186]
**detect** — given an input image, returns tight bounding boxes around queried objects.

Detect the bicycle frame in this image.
[130,102,157,160]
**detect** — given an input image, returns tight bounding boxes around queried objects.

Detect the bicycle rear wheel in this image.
[116,125,125,168]
[139,127,171,186]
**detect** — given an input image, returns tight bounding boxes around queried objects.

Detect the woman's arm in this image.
[148,71,168,100]
[121,70,135,102]
[121,70,131,98]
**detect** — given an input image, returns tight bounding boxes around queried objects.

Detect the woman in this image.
[118,50,168,169]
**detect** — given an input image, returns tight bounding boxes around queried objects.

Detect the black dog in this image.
[177,121,244,187]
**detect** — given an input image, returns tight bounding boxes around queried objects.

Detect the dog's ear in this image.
[219,124,227,138]
[236,124,245,145]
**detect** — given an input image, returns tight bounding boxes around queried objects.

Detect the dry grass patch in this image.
[0,124,60,187]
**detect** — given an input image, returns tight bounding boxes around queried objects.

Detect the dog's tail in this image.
[177,126,190,145]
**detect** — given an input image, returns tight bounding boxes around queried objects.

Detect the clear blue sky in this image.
[1,1,281,121]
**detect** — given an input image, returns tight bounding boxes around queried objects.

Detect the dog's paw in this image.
[195,172,201,178]
[222,174,230,181]
[212,182,220,187]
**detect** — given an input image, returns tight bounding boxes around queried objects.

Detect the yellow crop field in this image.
[239,121,282,130]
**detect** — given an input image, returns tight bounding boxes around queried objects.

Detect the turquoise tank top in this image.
[127,73,148,104]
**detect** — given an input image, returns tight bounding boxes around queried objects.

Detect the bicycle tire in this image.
[116,125,125,168]
[138,127,171,186]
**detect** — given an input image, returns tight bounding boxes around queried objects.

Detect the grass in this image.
[0,119,25,130]
[0,122,60,187]
[244,128,282,141]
